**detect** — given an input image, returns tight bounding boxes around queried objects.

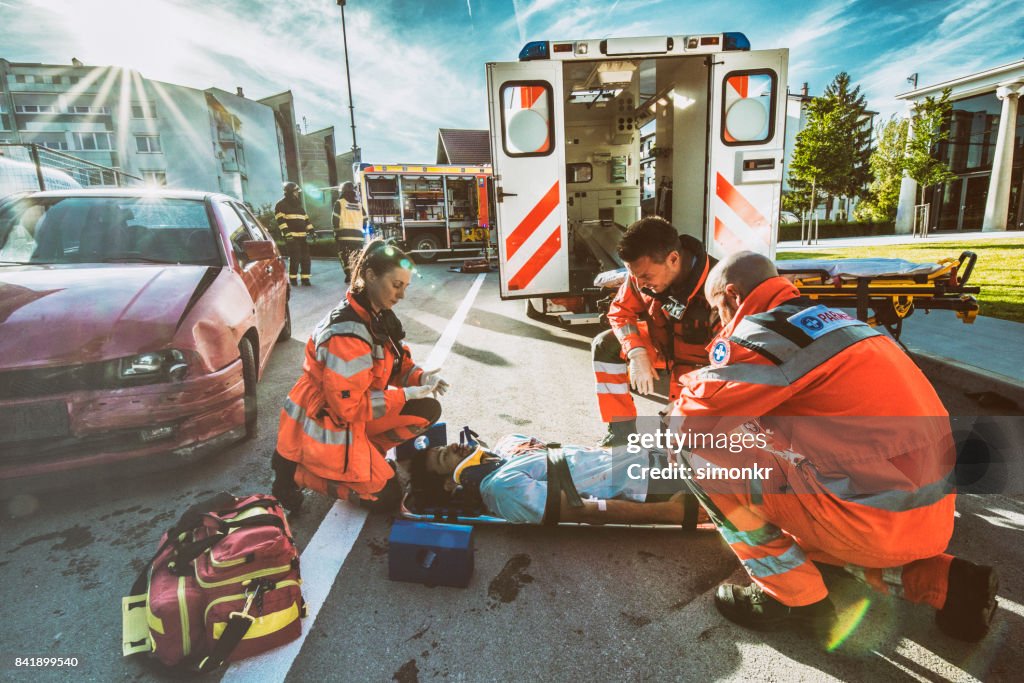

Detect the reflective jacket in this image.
[274,197,314,240]
[673,276,955,559]
[276,290,426,495]
[332,198,364,245]
[607,234,719,370]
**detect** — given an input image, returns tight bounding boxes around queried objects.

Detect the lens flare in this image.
[827,597,872,652]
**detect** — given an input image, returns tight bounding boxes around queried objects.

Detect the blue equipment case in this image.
[388,519,474,588]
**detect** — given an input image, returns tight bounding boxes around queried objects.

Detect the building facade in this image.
[895,60,1024,233]
[0,58,336,228]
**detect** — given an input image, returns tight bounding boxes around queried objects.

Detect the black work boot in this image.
[715,583,837,640]
[271,451,304,513]
[936,558,998,641]
[599,420,636,448]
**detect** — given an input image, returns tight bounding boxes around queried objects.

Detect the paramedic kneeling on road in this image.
[671,251,997,642]
[418,435,702,526]
[271,240,449,513]
[593,217,718,446]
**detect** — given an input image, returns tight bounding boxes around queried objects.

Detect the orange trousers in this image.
[296,405,436,501]
[689,451,955,609]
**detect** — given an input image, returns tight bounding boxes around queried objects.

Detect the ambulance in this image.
[486,33,787,322]
[356,163,494,262]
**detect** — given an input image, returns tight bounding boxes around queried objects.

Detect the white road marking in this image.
[222,272,486,682]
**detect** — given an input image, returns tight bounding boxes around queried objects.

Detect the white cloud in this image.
[857,0,1024,118]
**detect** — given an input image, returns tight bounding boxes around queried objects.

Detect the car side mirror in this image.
[241,240,276,261]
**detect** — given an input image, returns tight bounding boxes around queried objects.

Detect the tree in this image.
[905,88,956,208]
[855,115,908,222]
[786,72,873,221]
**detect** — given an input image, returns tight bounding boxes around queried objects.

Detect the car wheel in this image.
[239,337,258,440]
[277,302,292,343]
[411,232,441,263]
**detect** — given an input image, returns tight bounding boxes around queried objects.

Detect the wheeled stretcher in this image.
[776,251,980,339]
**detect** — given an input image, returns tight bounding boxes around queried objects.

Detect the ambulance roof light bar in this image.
[519,33,750,61]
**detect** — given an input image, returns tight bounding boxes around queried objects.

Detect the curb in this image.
[908,348,1024,412]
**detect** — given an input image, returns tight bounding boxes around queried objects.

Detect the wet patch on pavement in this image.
[487,553,534,606]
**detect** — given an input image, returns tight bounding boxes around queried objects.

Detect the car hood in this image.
[0,264,216,368]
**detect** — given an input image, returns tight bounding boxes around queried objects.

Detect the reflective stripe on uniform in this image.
[313,320,373,351]
[283,397,350,446]
[281,213,309,220]
[730,317,881,382]
[593,361,627,374]
[741,544,808,578]
[370,390,387,419]
[695,362,790,387]
[613,323,640,342]
[399,364,422,385]
[596,382,630,395]
[322,350,373,378]
[719,523,783,547]
[812,468,952,512]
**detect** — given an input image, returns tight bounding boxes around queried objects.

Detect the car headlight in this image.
[117,349,189,382]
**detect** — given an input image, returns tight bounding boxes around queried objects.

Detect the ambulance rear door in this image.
[706,48,788,259]
[486,61,569,299]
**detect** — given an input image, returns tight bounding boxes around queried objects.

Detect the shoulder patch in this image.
[786,305,866,340]
[710,339,731,366]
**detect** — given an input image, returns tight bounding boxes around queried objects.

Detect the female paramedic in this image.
[271,240,449,513]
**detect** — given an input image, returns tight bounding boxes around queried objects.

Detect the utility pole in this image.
[338,0,359,163]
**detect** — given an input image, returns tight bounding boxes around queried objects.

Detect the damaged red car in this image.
[0,189,291,490]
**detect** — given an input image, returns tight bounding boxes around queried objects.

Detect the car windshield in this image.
[0,195,221,266]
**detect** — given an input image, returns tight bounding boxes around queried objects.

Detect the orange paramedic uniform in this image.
[276,290,431,500]
[672,276,956,608]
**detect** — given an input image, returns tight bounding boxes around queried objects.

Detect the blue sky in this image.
[2,0,1023,162]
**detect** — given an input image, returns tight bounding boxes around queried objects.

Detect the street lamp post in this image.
[337,0,359,163]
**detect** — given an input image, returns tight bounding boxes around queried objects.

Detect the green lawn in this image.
[777,239,1024,324]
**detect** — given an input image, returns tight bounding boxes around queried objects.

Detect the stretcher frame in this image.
[778,251,980,339]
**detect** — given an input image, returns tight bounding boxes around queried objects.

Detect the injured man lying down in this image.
[407,432,709,527]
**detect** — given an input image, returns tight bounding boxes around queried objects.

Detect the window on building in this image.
[135,135,162,153]
[70,76,80,85]
[15,104,58,114]
[14,75,26,84]
[72,132,115,151]
[68,105,110,114]
[142,170,167,187]
[131,103,157,119]
[51,75,62,85]
[41,140,70,151]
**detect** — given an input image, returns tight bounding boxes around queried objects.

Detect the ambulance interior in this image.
[559,55,710,292]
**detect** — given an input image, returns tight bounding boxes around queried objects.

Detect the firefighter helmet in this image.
[283,181,301,195]
[340,181,356,202]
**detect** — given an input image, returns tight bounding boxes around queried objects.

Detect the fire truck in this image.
[486,33,787,322]
[356,163,495,262]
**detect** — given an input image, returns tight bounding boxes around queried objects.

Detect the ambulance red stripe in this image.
[505,180,559,260]
[508,226,561,291]
[716,172,769,243]
[714,217,745,254]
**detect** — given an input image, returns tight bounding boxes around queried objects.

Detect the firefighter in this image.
[274,182,315,286]
[332,181,365,283]
[593,216,718,446]
[671,251,997,643]
[270,239,450,513]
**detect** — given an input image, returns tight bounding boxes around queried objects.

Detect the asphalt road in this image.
[1,259,1022,682]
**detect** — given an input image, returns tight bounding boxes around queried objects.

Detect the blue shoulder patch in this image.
[786,305,866,340]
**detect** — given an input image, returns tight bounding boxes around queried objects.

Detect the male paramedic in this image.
[672,251,998,642]
[592,216,718,446]
[417,435,706,527]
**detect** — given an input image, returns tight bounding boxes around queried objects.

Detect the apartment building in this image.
[0,58,337,225]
